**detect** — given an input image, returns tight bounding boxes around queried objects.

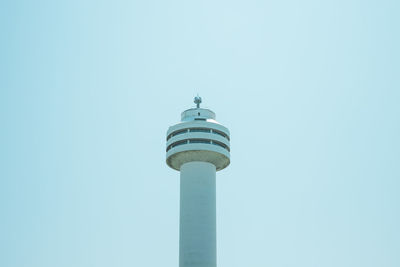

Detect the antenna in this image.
[194,95,202,108]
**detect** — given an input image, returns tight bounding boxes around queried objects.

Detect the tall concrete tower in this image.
[166,96,230,267]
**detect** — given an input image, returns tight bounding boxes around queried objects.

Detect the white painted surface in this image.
[166,120,230,137]
[179,161,217,267]
[167,132,229,147]
[181,108,216,121]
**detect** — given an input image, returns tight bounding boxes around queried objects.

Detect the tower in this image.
[166,96,230,267]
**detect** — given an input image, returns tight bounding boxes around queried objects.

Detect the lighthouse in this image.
[166,96,231,267]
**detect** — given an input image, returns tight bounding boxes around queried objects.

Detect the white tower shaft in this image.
[179,162,216,267]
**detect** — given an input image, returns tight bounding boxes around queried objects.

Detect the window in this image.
[189,128,211,133]
[167,138,230,152]
[173,129,188,136]
[212,140,230,152]
[167,129,188,141]
[189,139,211,144]
[172,140,187,147]
[212,129,230,141]
[167,128,230,142]
[166,139,188,151]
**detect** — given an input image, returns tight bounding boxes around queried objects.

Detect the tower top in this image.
[194,95,202,108]
[166,96,230,171]
[180,95,215,121]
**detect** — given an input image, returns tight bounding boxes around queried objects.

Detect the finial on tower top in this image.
[194,95,202,108]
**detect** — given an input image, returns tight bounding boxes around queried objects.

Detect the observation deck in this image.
[166,97,230,171]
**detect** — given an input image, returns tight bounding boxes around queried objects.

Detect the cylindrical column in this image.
[179,161,216,267]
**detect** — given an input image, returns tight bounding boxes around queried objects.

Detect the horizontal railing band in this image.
[167,127,230,141]
[166,138,230,152]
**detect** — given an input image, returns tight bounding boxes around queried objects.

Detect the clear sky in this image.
[1,0,399,266]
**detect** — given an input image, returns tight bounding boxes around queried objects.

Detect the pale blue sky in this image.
[1,1,399,266]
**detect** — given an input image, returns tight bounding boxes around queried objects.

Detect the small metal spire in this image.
[194,95,202,108]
